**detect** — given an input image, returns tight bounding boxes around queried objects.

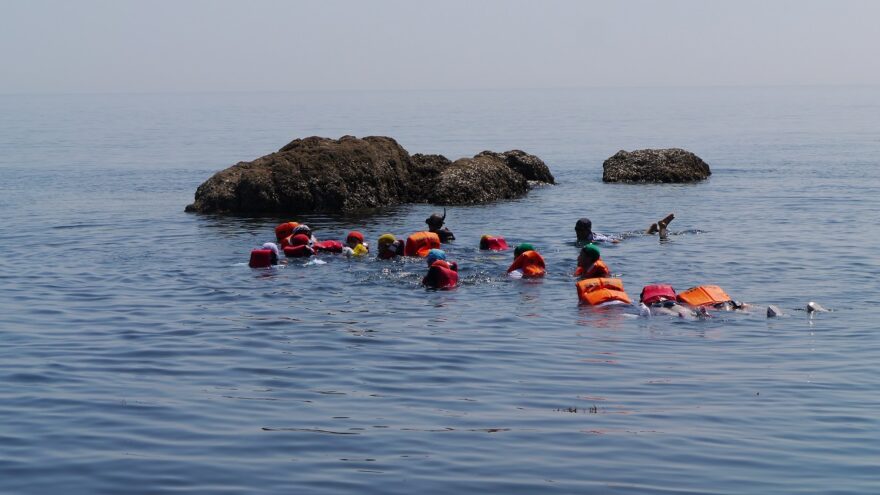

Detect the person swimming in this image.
[342,231,369,257]
[507,243,546,278]
[426,208,455,243]
[422,249,458,288]
[479,234,509,251]
[377,233,405,260]
[574,244,611,279]
[292,224,318,244]
[575,213,677,244]
[575,218,618,244]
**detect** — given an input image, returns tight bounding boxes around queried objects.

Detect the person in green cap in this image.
[507,243,546,278]
[575,244,611,279]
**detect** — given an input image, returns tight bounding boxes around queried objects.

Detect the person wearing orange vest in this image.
[574,244,611,279]
[426,208,455,243]
[507,243,546,278]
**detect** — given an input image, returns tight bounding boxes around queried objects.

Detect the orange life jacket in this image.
[508,250,546,278]
[640,284,677,305]
[677,285,731,307]
[575,259,610,279]
[576,277,632,305]
[404,231,441,257]
[274,222,299,242]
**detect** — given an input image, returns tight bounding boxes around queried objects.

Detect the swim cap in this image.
[261,242,280,257]
[479,234,491,249]
[291,234,310,246]
[347,231,364,243]
[293,224,311,235]
[378,233,396,246]
[426,248,446,265]
[426,213,444,227]
[576,218,592,230]
[581,244,601,262]
[514,243,535,257]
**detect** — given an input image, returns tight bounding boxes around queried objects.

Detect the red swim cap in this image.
[291,234,310,246]
[347,231,364,243]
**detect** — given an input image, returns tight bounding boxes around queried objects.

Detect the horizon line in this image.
[2,82,879,97]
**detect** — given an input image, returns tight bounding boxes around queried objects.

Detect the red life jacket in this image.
[313,240,343,253]
[640,284,677,305]
[423,260,459,289]
[508,250,546,278]
[576,278,632,306]
[480,236,509,251]
[283,244,315,258]
[404,231,441,257]
[249,249,274,268]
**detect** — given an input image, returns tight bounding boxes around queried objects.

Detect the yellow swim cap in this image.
[378,233,396,246]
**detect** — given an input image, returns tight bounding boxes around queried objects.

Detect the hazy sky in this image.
[2,0,879,93]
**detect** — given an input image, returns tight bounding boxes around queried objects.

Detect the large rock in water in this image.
[185,136,554,214]
[602,148,711,183]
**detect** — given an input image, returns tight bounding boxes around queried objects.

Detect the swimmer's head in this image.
[377,233,396,247]
[426,208,447,229]
[480,234,491,250]
[291,234,310,246]
[579,244,601,265]
[292,224,312,237]
[514,243,535,258]
[261,242,280,258]
[575,218,592,241]
[426,248,446,266]
[346,231,364,247]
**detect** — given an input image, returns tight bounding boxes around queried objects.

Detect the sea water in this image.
[1,87,878,494]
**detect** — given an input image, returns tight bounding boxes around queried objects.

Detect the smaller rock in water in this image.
[766,305,783,318]
[602,148,711,183]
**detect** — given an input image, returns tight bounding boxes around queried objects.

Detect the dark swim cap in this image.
[575,218,592,230]
[426,208,447,227]
[581,244,600,262]
[514,243,535,257]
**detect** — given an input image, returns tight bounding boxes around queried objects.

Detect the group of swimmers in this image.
[247,209,767,318]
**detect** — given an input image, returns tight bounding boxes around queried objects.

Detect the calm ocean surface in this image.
[1,87,878,494]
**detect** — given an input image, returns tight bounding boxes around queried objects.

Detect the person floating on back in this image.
[426,208,455,243]
[377,233,405,260]
[575,213,677,244]
[507,243,546,278]
[422,249,458,289]
[575,244,611,279]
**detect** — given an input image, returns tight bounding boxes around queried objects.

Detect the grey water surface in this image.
[1,87,878,494]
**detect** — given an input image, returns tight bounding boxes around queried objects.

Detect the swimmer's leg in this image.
[657,213,674,239]
[646,213,675,236]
